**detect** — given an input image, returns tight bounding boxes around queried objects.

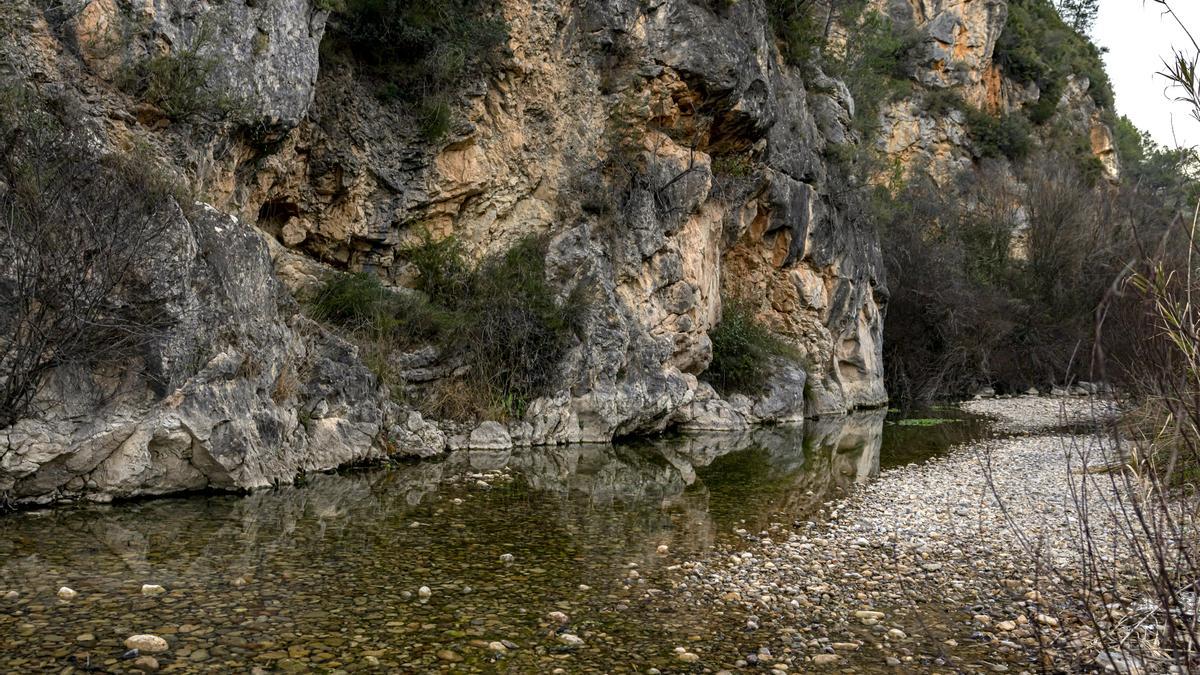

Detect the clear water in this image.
[0,408,988,673]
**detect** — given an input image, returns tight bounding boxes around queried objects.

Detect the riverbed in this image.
[0,407,994,673]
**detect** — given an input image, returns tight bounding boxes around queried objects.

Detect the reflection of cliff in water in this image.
[659,410,886,543]
[0,412,885,594]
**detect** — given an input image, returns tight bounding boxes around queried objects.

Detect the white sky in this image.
[1095,0,1200,149]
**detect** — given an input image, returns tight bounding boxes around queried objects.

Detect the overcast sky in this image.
[1095,0,1200,149]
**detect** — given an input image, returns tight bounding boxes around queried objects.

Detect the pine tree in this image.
[1054,0,1099,35]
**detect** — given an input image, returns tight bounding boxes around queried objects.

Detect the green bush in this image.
[115,23,239,121]
[765,0,826,67]
[711,153,754,177]
[416,96,453,141]
[312,236,588,420]
[1112,116,1200,217]
[310,273,392,329]
[701,301,798,395]
[403,233,473,308]
[922,88,966,117]
[994,0,1113,117]
[323,0,506,140]
[1112,115,1148,168]
[965,107,1032,161]
[309,272,457,346]
[326,0,505,68]
[458,237,590,417]
[121,52,213,119]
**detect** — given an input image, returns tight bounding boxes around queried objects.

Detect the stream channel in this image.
[1,408,989,673]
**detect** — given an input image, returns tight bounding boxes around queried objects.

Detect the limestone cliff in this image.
[200,0,890,433]
[872,0,1119,183]
[0,0,1110,505]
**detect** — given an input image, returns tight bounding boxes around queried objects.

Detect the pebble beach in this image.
[667,396,1130,673]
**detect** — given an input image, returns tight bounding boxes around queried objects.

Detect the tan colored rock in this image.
[132,655,160,672]
[124,634,169,653]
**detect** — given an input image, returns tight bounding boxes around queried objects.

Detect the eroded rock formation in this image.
[0,0,1113,504]
[873,0,1118,184]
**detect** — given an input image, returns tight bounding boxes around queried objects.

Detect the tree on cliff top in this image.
[1054,0,1099,35]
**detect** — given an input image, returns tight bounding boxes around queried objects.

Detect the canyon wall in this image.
[0,0,1111,504]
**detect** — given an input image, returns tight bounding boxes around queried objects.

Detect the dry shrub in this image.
[0,85,178,428]
[271,362,301,404]
[881,153,1134,404]
[983,204,1200,674]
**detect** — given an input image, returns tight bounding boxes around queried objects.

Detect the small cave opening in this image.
[256,199,301,242]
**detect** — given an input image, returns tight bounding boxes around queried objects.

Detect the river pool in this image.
[0,408,987,673]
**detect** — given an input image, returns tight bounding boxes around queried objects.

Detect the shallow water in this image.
[0,408,987,673]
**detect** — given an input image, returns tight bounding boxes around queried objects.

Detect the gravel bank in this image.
[672,397,1129,673]
[961,395,1118,433]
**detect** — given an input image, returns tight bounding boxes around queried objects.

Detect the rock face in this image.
[0,202,393,504]
[61,0,327,129]
[873,0,1118,184]
[873,0,1015,184]
[1,0,1119,504]
[1,0,892,504]
[211,0,889,436]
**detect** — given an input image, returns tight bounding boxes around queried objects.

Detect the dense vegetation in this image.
[310,235,589,420]
[1022,6,1200,666]
[321,0,506,139]
[994,0,1113,118]
[879,122,1199,404]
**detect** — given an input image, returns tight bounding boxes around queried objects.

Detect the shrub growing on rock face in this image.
[310,273,393,330]
[994,0,1113,114]
[965,107,1032,161]
[310,235,588,421]
[323,0,507,140]
[701,301,798,395]
[831,10,924,139]
[402,234,473,309]
[457,237,590,418]
[118,51,217,120]
[309,272,456,350]
[115,21,240,122]
[765,0,826,67]
[922,88,966,118]
[768,0,923,173]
